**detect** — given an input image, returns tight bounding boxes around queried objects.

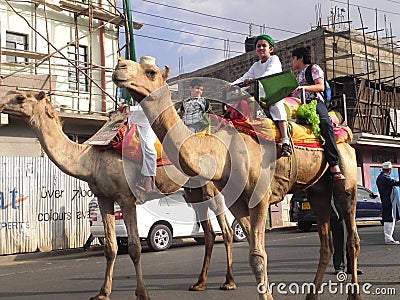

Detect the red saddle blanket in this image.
[113,124,170,166]
[90,121,170,166]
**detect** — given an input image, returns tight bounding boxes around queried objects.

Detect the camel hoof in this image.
[189,283,207,291]
[219,282,237,290]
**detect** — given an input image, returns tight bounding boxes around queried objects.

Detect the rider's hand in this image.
[243,78,253,85]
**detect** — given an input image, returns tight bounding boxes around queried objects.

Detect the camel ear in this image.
[163,66,170,80]
[36,91,47,100]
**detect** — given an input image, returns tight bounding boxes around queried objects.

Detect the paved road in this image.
[1,224,399,300]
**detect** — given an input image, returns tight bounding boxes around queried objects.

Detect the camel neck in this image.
[30,102,94,181]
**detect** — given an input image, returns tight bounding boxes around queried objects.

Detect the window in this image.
[68,45,88,92]
[6,31,28,63]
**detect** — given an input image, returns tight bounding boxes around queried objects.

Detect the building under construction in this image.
[0,0,135,114]
[0,0,140,255]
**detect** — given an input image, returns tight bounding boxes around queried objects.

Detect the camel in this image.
[0,90,240,299]
[112,57,361,300]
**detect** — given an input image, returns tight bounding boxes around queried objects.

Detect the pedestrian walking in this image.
[376,161,400,245]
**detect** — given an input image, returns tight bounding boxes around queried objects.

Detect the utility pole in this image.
[124,0,137,61]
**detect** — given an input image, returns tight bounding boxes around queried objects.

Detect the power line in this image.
[133,33,243,54]
[132,9,249,36]
[140,21,243,45]
[330,0,400,16]
[385,0,400,5]
[141,0,300,35]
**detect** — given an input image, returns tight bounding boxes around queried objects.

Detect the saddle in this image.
[84,111,169,166]
[224,96,352,148]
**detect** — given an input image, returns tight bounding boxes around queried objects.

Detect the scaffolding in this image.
[0,0,141,115]
[322,4,400,136]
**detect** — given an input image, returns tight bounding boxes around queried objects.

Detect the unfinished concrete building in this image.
[0,0,140,255]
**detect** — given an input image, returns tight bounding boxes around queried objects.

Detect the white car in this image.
[90,190,246,252]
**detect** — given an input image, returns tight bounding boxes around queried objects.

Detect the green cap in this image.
[254,34,275,48]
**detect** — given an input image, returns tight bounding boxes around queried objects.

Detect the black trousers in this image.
[315,100,340,167]
[331,215,350,270]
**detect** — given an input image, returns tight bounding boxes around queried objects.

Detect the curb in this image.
[267,225,298,232]
[0,245,103,265]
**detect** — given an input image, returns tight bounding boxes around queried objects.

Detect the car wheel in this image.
[147,224,172,251]
[298,221,313,232]
[194,236,205,244]
[232,220,246,242]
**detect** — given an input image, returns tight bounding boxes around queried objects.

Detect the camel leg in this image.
[248,200,272,300]
[335,143,361,300]
[206,187,236,290]
[120,202,151,300]
[337,184,361,300]
[211,193,236,290]
[214,211,236,290]
[184,186,215,291]
[305,180,334,300]
[306,214,332,300]
[227,197,251,240]
[90,197,118,300]
[343,214,361,300]
[191,217,216,291]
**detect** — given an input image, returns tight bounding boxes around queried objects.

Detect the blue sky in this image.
[129,0,400,77]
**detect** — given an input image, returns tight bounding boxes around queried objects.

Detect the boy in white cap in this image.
[376,161,400,244]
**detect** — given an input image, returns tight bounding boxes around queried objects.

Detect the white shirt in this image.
[232,55,282,98]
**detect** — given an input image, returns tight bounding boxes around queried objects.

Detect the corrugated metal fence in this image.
[0,155,93,255]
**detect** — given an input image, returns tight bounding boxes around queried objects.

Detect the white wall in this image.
[0,155,93,255]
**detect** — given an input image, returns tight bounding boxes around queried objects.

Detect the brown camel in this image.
[112,57,361,300]
[0,90,240,299]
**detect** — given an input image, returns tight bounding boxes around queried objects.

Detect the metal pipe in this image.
[100,0,107,112]
[124,0,137,61]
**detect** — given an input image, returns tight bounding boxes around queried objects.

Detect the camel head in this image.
[112,57,170,102]
[0,90,58,123]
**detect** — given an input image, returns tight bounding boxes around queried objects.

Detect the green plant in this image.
[296,100,325,143]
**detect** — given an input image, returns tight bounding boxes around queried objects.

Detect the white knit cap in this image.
[139,56,156,66]
[382,161,392,169]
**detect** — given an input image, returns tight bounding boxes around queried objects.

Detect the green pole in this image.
[122,0,136,104]
[124,0,137,61]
